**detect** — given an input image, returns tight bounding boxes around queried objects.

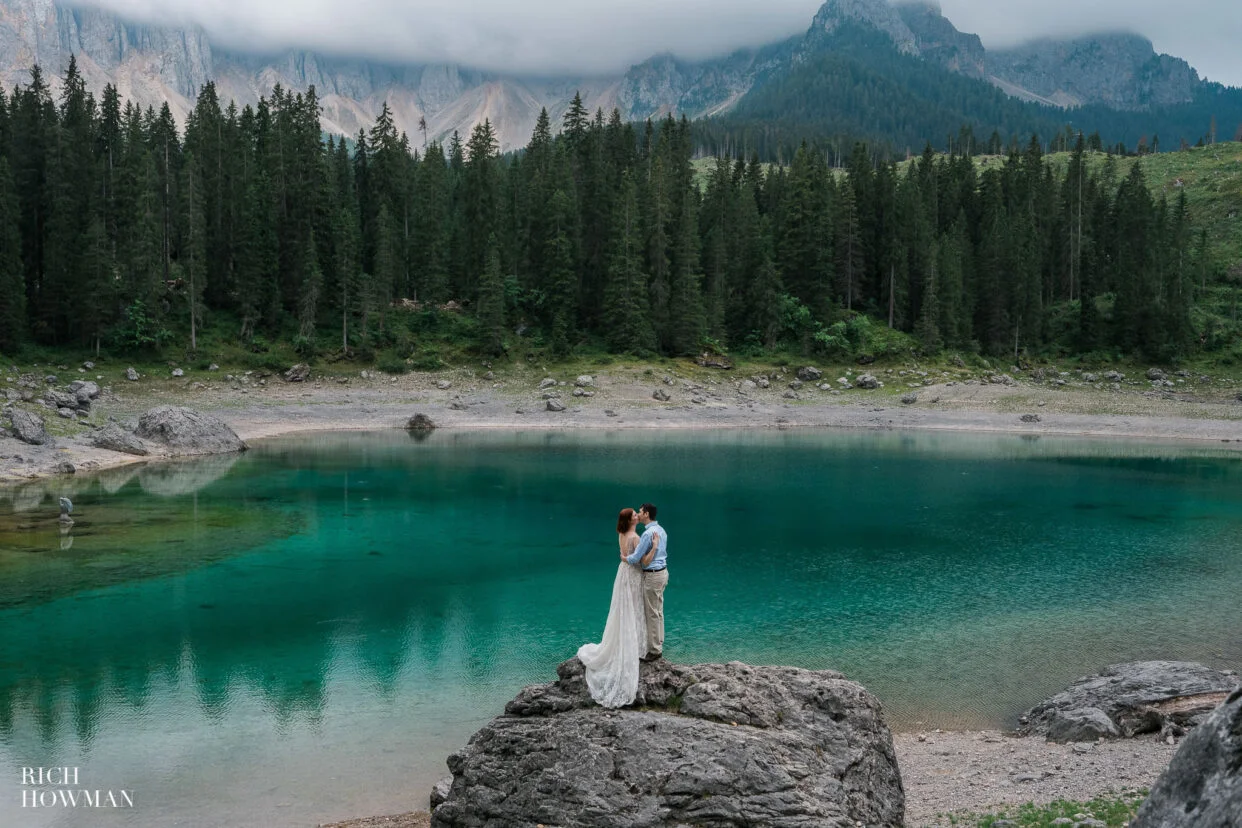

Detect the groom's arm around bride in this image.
[625,503,668,661]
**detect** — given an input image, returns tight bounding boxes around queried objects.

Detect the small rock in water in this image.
[405,413,435,433]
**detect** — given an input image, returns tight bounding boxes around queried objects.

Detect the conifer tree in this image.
[0,158,25,352]
[603,172,655,353]
[669,192,706,355]
[299,231,323,343]
[79,214,116,356]
[476,236,506,355]
[180,153,207,351]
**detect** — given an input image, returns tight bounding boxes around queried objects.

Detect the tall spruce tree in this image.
[0,158,25,351]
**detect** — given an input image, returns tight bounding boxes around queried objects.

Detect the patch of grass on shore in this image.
[939,789,1146,827]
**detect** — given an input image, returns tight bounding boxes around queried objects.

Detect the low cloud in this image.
[80,0,1241,85]
[82,0,821,76]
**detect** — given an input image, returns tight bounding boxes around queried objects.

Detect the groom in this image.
[626,503,668,662]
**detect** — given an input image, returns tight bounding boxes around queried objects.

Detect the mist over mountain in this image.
[0,0,1236,151]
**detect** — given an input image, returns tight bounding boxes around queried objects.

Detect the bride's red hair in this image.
[616,508,635,534]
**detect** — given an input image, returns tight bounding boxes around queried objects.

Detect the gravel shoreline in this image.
[5,362,1242,482]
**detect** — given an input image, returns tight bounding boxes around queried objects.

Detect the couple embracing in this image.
[576,503,668,708]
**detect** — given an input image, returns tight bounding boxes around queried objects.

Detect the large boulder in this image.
[431,658,904,827]
[44,389,80,410]
[91,423,150,456]
[1019,661,1240,742]
[8,409,50,446]
[1133,688,1242,827]
[134,406,247,456]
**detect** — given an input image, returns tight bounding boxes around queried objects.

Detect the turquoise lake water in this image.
[1,429,1241,827]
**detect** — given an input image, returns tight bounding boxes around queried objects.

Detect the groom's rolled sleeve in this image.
[626,533,652,566]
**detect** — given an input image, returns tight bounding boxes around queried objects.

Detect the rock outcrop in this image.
[1133,687,1242,827]
[1019,661,1240,743]
[134,406,247,456]
[432,658,905,827]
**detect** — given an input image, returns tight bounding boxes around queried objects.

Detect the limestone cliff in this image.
[987,32,1202,110]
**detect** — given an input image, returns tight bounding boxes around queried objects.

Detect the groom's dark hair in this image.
[641,503,658,520]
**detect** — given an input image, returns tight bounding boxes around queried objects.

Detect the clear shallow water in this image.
[1,429,1241,827]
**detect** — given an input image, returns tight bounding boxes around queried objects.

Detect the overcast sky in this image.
[84,0,1242,85]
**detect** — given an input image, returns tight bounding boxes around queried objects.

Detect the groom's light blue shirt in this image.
[626,521,667,570]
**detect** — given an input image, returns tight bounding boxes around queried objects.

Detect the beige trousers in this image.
[641,568,668,656]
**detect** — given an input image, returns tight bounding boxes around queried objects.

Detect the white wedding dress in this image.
[577,560,647,708]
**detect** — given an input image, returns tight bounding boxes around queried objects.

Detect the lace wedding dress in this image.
[577,561,647,708]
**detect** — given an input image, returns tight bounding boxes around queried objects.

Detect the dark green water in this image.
[2,430,1241,827]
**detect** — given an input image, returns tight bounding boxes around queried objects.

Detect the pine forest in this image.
[0,58,1229,370]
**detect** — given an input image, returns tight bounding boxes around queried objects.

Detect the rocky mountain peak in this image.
[894,0,985,78]
[808,0,919,55]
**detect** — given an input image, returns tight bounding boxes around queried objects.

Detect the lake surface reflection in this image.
[1,430,1240,826]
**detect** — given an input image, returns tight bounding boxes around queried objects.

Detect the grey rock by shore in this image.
[91,423,150,456]
[1019,661,1240,743]
[431,657,904,827]
[1134,687,1242,827]
[7,408,50,446]
[134,406,248,456]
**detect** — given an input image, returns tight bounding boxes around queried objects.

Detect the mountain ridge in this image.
[0,0,1230,150]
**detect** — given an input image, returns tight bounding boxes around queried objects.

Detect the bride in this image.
[577,508,651,707]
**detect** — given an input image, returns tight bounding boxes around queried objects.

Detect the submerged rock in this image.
[431,658,905,827]
[1020,661,1240,743]
[135,406,247,456]
[1134,687,1242,827]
